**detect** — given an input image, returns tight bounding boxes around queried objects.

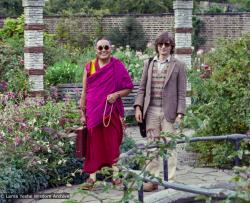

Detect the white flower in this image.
[197,49,204,56]
[69,141,74,145]
[58,141,64,147]
[136,51,142,56]
[125,51,131,57]
[139,54,149,60]
[146,42,154,48]
[58,160,62,165]
[66,183,72,187]
[210,48,215,52]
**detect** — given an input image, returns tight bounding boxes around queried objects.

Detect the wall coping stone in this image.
[22,0,45,7]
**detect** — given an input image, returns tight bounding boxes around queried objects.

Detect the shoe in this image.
[112,178,122,186]
[143,182,158,192]
[80,178,96,190]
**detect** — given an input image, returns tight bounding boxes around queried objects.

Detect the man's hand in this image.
[135,106,143,123]
[174,114,183,129]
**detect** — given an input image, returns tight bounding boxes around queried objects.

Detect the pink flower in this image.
[0,133,4,141]
[204,64,210,70]
[20,59,24,65]
[14,136,22,146]
[0,81,8,91]
[59,117,66,127]
[23,134,30,142]
[20,122,28,131]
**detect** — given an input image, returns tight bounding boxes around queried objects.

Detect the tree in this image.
[44,0,173,15]
[107,17,147,51]
[0,0,23,17]
[229,0,250,12]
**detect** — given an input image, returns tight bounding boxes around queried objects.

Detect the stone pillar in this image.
[173,0,193,105]
[22,0,45,98]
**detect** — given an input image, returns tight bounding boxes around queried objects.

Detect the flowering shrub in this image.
[225,166,250,203]
[186,35,250,167]
[113,46,149,82]
[0,99,84,196]
[45,60,82,87]
[45,46,151,86]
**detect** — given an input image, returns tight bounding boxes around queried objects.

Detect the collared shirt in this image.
[153,55,171,72]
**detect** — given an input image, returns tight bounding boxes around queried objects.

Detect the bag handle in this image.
[103,100,113,127]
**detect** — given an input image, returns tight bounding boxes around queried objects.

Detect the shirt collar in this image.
[153,55,171,63]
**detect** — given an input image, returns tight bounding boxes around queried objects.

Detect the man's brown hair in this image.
[155,32,175,54]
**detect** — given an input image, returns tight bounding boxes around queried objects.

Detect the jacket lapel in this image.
[146,59,154,95]
[164,56,176,87]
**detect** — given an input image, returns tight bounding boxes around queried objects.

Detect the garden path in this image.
[14,127,234,203]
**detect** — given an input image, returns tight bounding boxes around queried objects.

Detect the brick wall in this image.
[1,13,250,51]
[197,13,250,50]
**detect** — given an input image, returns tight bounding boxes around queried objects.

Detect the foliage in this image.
[45,60,82,87]
[0,15,28,98]
[0,15,24,41]
[0,98,81,179]
[0,43,28,99]
[192,16,206,52]
[186,35,250,167]
[0,166,49,200]
[221,166,250,203]
[0,43,23,80]
[229,0,250,12]
[108,17,147,51]
[204,5,224,14]
[55,17,92,49]
[44,0,173,15]
[120,136,136,153]
[113,47,146,81]
[0,0,22,17]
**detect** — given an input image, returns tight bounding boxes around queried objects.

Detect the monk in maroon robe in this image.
[79,37,133,189]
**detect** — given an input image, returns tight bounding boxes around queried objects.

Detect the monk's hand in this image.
[80,114,86,125]
[107,93,119,104]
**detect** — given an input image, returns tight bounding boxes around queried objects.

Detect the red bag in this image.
[75,127,88,159]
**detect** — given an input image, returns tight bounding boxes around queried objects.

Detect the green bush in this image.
[107,17,147,51]
[186,35,250,167]
[0,15,24,41]
[192,16,206,52]
[120,136,136,153]
[0,16,29,97]
[0,99,85,197]
[0,166,49,199]
[55,17,92,49]
[45,60,82,87]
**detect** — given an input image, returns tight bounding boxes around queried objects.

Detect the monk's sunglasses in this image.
[158,42,171,48]
[97,45,110,51]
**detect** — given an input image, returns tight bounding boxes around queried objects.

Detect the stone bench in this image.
[52,82,139,117]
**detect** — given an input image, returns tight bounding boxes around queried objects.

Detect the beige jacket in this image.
[134,56,187,123]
